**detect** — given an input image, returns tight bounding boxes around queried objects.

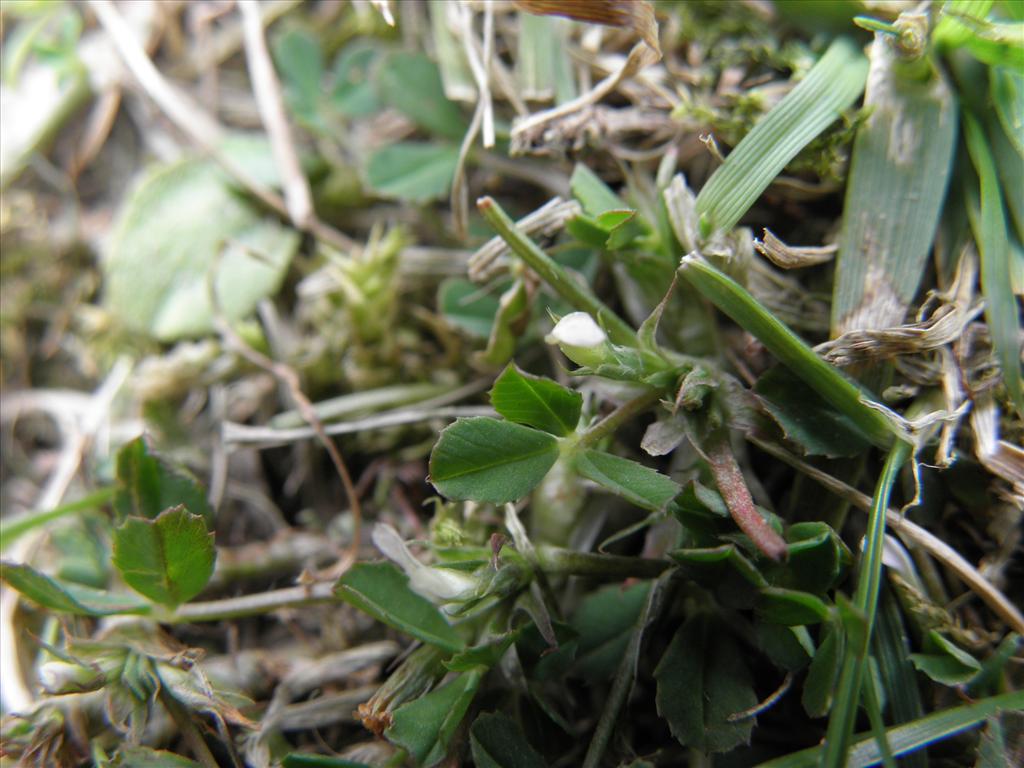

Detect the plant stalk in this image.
[477,196,638,346]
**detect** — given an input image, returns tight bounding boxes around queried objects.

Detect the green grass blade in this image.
[757,691,1024,768]
[429,0,476,102]
[821,440,911,768]
[516,13,576,103]
[0,487,116,552]
[677,255,903,448]
[831,37,957,336]
[963,111,1024,415]
[695,37,869,236]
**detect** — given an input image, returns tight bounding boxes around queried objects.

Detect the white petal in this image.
[372,523,477,601]
[546,312,607,348]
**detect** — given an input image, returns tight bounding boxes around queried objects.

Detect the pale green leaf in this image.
[964,111,1023,415]
[104,149,299,340]
[365,142,459,203]
[376,51,466,140]
[760,691,1024,768]
[438,277,501,338]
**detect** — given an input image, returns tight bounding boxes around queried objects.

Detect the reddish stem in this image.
[705,434,788,561]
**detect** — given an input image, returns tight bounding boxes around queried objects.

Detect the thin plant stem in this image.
[576,388,662,448]
[159,688,219,768]
[536,546,670,580]
[477,195,638,345]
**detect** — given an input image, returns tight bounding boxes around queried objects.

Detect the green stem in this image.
[536,546,671,580]
[0,487,117,552]
[163,582,337,623]
[477,196,638,346]
[159,688,219,768]
[821,440,911,768]
[576,387,662,448]
[678,255,901,449]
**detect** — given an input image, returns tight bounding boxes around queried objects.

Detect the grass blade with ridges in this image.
[831,36,957,336]
[963,111,1023,416]
[695,37,868,236]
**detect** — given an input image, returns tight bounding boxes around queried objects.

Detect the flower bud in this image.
[372,524,479,603]
[545,312,611,368]
[38,660,105,695]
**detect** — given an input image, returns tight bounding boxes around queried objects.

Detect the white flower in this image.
[371,524,479,603]
[545,312,610,367]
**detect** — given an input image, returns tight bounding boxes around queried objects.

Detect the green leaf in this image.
[909,630,982,686]
[438,277,501,338]
[0,561,150,616]
[778,521,852,594]
[574,449,681,512]
[655,614,757,753]
[757,587,831,626]
[376,51,466,140]
[111,506,216,607]
[0,486,115,552]
[386,670,483,766]
[694,37,868,236]
[470,712,549,768]
[273,27,324,130]
[964,110,1023,415]
[429,417,560,504]
[670,544,768,609]
[571,163,629,217]
[334,562,464,653]
[571,581,651,680]
[114,436,213,526]
[569,164,647,247]
[104,149,299,340]
[330,42,380,118]
[365,142,460,203]
[831,36,957,337]
[754,366,873,458]
[490,365,582,437]
[802,619,844,718]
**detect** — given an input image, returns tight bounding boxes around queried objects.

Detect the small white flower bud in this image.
[545,312,610,367]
